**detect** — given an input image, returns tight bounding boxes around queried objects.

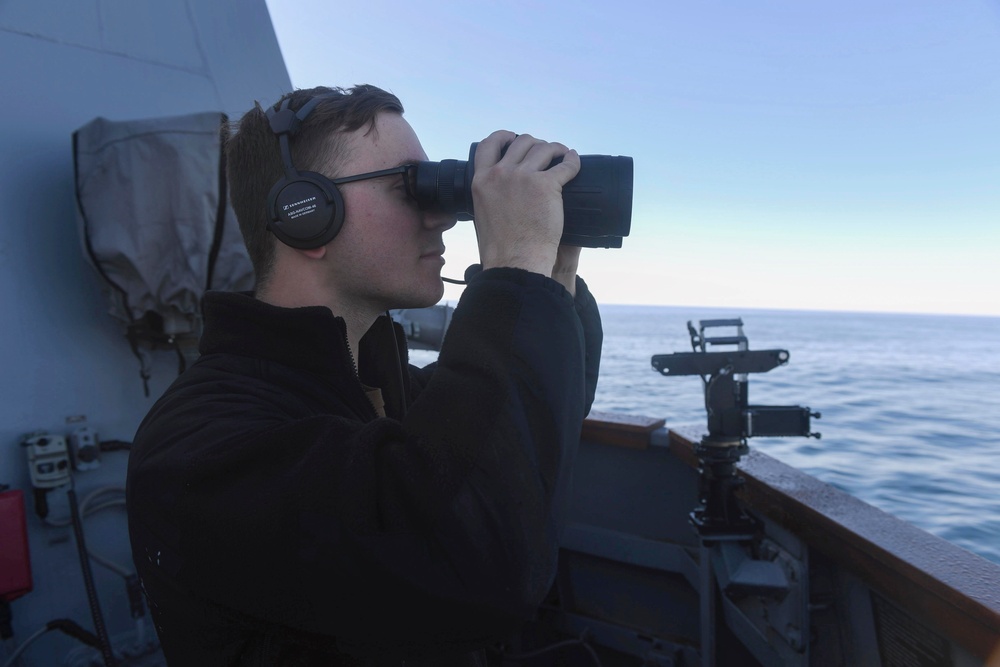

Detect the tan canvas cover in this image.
[73,111,254,391]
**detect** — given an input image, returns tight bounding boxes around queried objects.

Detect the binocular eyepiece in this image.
[412,143,633,248]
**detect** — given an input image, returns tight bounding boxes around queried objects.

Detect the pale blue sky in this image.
[264,0,1000,316]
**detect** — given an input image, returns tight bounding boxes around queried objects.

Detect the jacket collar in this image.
[199,292,410,417]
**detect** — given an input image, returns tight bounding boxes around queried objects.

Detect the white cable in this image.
[1,624,51,667]
[41,489,132,579]
[43,486,126,528]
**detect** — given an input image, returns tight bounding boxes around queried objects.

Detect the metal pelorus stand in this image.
[652,319,820,666]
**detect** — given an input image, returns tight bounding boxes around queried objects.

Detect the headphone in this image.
[265,96,344,249]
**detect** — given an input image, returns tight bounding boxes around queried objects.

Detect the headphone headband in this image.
[264,95,345,250]
[266,95,328,136]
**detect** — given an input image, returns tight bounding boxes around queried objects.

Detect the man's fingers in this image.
[500,137,576,175]
[474,130,517,170]
[495,133,539,163]
[545,149,581,186]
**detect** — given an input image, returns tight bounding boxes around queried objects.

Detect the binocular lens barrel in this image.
[413,159,474,221]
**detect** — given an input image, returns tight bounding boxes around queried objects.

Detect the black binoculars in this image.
[412,143,633,248]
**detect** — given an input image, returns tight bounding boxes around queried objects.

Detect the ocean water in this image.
[412,305,1000,566]
[590,305,1000,567]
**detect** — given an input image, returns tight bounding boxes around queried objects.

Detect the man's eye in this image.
[395,184,418,207]
[398,176,417,200]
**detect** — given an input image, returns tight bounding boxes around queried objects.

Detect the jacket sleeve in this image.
[573,275,603,416]
[409,272,602,416]
[128,268,588,657]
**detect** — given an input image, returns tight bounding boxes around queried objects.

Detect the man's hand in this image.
[471,131,581,277]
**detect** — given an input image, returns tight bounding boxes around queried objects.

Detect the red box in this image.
[0,490,33,602]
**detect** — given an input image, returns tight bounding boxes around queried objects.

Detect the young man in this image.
[126,85,603,666]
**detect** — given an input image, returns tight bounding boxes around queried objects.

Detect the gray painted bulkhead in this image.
[0,2,290,663]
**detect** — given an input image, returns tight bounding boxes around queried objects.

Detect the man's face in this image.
[327,113,456,311]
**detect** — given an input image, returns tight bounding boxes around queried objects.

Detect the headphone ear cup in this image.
[267,172,344,249]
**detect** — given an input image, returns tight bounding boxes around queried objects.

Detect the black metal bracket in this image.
[652,318,821,539]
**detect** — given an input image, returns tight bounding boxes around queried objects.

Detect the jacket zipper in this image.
[343,329,379,420]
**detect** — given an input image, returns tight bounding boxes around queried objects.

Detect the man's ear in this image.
[299,246,327,260]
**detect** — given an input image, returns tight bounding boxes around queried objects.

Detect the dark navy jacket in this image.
[126,267,602,666]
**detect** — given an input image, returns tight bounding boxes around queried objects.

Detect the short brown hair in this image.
[225,85,404,288]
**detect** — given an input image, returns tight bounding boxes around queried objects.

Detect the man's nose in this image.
[423,209,458,232]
